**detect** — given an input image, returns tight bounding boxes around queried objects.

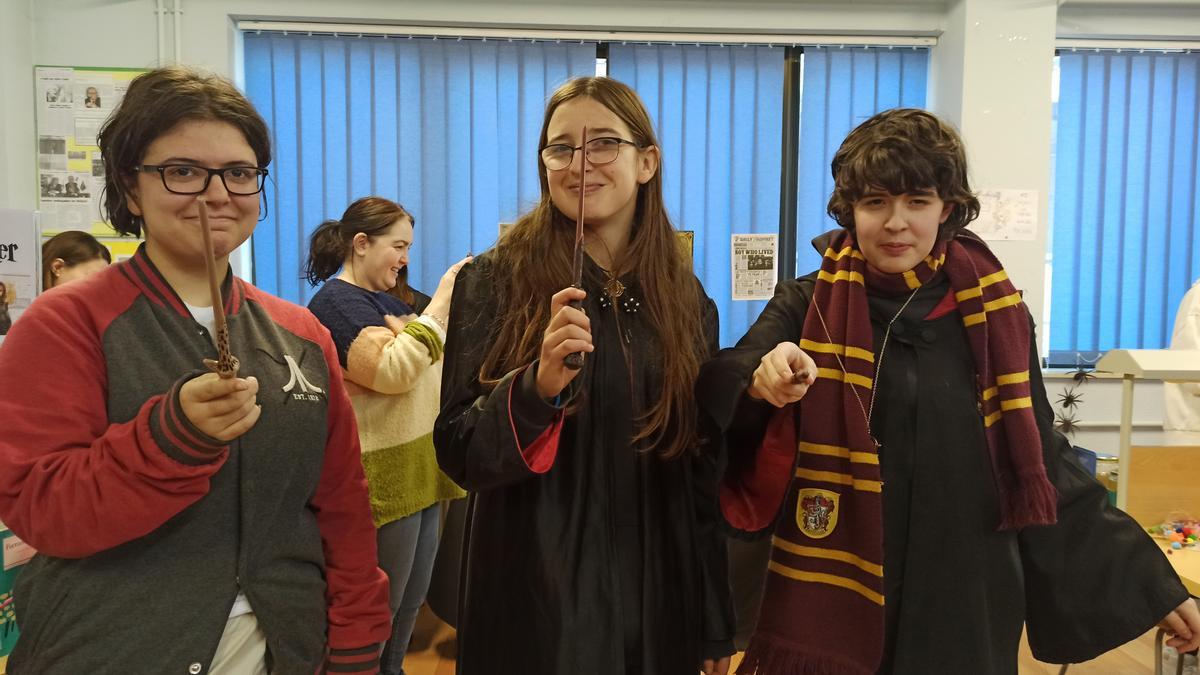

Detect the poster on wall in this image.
[34,66,145,239]
[0,210,41,346]
[731,233,778,301]
[971,188,1039,241]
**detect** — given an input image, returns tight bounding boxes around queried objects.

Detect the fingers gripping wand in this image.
[198,199,240,378]
[564,125,588,371]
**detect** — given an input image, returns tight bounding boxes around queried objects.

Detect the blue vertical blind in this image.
[1050,50,1200,364]
[795,46,930,273]
[243,33,596,304]
[608,44,785,347]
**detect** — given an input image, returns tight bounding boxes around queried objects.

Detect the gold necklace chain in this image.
[584,234,625,298]
[811,284,921,448]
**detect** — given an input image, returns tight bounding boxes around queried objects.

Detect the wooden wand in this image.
[198,199,240,378]
[564,125,588,371]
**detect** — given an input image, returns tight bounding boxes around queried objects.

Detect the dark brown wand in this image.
[564,125,588,371]
[198,199,240,378]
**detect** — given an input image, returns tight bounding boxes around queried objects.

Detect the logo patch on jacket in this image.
[259,349,326,402]
[797,488,839,539]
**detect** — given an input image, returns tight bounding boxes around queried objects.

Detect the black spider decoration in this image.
[1055,413,1080,436]
[1071,368,1096,385]
[1056,388,1084,410]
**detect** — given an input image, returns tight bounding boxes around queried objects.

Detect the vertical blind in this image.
[243,35,934,349]
[1050,50,1200,364]
[795,46,930,274]
[608,44,785,347]
[243,33,596,304]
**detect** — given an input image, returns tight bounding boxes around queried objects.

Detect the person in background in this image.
[1165,277,1200,443]
[41,230,112,291]
[435,76,735,675]
[699,108,1199,674]
[84,86,101,109]
[0,66,389,674]
[306,196,470,675]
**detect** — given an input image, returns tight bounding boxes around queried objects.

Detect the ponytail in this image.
[305,219,348,285]
[305,196,414,287]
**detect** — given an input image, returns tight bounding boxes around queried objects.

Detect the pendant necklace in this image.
[811,284,922,448]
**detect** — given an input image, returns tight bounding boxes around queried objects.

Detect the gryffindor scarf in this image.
[737,230,1057,674]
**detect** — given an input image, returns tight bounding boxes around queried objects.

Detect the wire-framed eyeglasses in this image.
[136,164,269,196]
[540,137,641,171]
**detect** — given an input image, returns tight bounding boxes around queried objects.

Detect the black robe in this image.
[698,271,1189,674]
[434,253,735,675]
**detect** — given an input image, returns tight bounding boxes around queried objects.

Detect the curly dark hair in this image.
[97,66,271,237]
[826,108,980,240]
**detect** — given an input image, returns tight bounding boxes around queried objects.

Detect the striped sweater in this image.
[309,279,465,526]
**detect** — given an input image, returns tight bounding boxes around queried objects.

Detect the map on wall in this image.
[34,65,145,260]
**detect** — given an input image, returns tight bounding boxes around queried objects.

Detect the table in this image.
[1163,544,1200,597]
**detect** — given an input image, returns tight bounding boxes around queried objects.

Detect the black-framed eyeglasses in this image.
[135,164,269,196]
[540,137,641,171]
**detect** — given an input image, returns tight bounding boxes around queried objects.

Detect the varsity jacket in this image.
[0,246,391,674]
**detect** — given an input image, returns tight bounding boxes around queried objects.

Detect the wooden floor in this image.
[403,604,1163,675]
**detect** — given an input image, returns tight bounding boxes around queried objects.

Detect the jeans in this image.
[377,504,441,675]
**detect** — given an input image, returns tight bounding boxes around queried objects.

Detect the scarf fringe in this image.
[998,469,1059,530]
[735,634,876,675]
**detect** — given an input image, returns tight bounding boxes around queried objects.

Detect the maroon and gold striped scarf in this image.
[737,230,1057,674]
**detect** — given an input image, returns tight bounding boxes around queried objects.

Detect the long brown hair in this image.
[479,76,705,460]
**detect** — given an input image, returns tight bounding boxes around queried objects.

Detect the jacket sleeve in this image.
[0,287,229,559]
[434,259,565,492]
[694,295,737,661]
[1020,321,1189,664]
[696,276,814,537]
[307,316,392,665]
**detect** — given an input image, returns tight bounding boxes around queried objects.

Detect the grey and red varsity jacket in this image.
[0,246,390,674]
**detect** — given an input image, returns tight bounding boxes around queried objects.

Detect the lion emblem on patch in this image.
[796,488,840,539]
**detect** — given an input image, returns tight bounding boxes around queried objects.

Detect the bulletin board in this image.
[34,65,146,261]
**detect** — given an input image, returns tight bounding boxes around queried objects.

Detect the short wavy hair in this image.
[826,108,980,240]
[97,66,271,237]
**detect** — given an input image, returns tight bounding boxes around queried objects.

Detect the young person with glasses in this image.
[699,108,1199,674]
[0,66,390,674]
[435,76,736,675]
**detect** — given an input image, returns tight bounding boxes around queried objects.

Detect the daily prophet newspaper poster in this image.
[0,209,39,346]
[731,233,777,301]
[35,66,145,239]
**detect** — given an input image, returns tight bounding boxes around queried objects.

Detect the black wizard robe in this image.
[699,268,1189,674]
[434,253,736,675]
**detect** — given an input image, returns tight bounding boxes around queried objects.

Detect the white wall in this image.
[1,0,1196,449]
[1058,2,1200,39]
[0,0,36,212]
[930,0,1057,333]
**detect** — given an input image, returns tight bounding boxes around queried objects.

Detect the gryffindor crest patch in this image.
[796,488,839,539]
